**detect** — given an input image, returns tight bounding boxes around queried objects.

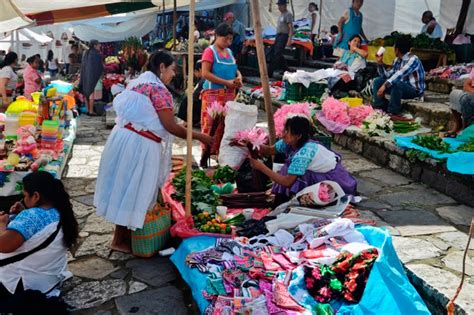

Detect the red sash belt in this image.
[124,123,162,143]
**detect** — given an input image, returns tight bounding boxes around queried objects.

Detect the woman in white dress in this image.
[94,51,213,253]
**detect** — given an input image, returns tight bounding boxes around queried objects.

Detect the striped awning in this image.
[26,2,156,26]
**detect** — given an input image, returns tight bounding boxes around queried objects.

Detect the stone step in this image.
[105,109,116,129]
[426,76,464,94]
[403,100,452,129]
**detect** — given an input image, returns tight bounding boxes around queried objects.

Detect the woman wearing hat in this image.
[268,0,294,78]
[79,39,104,116]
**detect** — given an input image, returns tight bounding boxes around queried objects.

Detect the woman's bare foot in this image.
[111,225,131,253]
[110,243,132,253]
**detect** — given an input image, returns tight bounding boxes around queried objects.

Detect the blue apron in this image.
[334,7,363,50]
[203,45,238,90]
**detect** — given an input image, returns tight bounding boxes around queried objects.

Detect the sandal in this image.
[440,131,458,138]
[87,112,98,117]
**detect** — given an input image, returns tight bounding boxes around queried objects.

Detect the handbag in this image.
[131,204,171,258]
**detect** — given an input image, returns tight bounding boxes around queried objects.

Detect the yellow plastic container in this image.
[31,92,42,105]
[45,87,57,98]
[19,111,37,126]
[6,97,35,115]
[341,97,363,108]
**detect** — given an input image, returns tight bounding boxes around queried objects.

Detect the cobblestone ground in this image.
[64,114,473,315]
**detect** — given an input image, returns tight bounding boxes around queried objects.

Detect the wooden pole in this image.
[318,0,322,37]
[250,0,276,144]
[172,0,177,51]
[290,0,295,21]
[185,0,196,217]
[162,0,166,39]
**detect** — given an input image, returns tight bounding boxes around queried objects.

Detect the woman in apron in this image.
[200,22,243,167]
[334,0,368,51]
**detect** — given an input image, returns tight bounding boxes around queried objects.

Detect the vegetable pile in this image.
[193,212,232,234]
[393,121,421,134]
[171,168,219,214]
[456,138,474,152]
[412,135,452,153]
[212,165,236,184]
[370,32,452,52]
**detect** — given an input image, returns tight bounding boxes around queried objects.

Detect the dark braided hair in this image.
[23,172,78,249]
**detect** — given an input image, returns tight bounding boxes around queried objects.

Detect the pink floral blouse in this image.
[131,83,174,113]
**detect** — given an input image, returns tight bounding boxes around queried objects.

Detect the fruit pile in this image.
[193,212,231,234]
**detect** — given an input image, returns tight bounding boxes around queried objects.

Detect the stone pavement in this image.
[63,114,473,314]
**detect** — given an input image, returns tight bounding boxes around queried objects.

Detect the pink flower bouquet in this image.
[348,105,373,127]
[274,103,312,137]
[206,101,227,122]
[231,127,268,158]
[322,97,351,125]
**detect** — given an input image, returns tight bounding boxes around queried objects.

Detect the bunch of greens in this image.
[412,135,452,153]
[413,34,452,52]
[393,121,421,134]
[406,149,429,163]
[456,138,474,152]
[212,166,236,184]
[172,168,219,214]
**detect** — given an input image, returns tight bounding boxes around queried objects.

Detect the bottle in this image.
[376,47,386,57]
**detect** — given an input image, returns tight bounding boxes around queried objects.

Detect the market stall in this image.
[0,84,77,197]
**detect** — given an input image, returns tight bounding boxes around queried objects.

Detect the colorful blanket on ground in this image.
[171,226,430,314]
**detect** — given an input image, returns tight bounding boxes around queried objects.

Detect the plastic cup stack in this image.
[41,120,59,151]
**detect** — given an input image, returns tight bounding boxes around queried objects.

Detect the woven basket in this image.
[131,204,171,258]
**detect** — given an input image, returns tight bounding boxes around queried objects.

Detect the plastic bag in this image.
[170,216,232,239]
[219,102,258,169]
[235,158,272,193]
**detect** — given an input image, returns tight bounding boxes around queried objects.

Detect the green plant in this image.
[212,166,236,184]
[412,135,452,153]
[171,168,219,214]
[456,138,474,152]
[406,149,429,163]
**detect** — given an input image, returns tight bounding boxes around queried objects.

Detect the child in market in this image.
[177,60,204,127]
[0,171,78,312]
[248,116,357,205]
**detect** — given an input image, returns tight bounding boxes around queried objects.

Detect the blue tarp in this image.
[395,135,474,175]
[170,226,430,315]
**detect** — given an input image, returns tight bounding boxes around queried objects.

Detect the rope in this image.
[447,219,474,315]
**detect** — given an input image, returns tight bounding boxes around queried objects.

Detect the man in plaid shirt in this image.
[372,36,425,114]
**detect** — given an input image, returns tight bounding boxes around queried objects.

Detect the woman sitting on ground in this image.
[446,67,474,137]
[330,34,368,96]
[248,116,357,205]
[0,172,78,305]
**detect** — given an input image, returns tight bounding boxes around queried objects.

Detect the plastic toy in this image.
[31,149,57,171]
[14,125,37,156]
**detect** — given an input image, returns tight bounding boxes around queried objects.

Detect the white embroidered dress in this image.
[94,72,174,230]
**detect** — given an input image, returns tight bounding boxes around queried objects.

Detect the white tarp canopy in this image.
[152,0,245,12]
[72,12,157,42]
[13,0,125,14]
[258,0,473,39]
[0,28,53,59]
[0,0,33,33]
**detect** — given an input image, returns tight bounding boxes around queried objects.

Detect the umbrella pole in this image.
[250,0,276,144]
[185,0,196,218]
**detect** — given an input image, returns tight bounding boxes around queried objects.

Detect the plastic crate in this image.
[284,81,326,101]
[304,82,326,98]
[312,131,332,150]
[284,81,305,101]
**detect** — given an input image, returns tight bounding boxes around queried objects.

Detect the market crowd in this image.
[0,0,472,313]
